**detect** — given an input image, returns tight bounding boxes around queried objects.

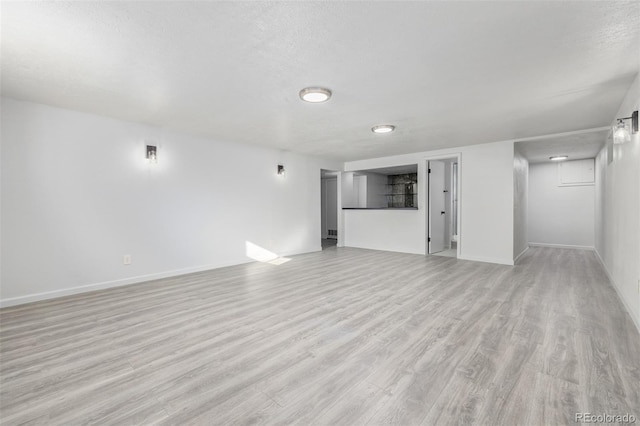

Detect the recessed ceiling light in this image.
[299,87,332,103]
[372,124,395,134]
[549,155,568,161]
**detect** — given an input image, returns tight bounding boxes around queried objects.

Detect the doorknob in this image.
[441,211,446,215]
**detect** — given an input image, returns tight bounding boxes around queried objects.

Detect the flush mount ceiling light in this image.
[372,124,395,134]
[299,87,332,103]
[549,155,568,161]
[613,110,638,145]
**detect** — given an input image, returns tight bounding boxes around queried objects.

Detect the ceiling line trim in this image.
[513,126,610,144]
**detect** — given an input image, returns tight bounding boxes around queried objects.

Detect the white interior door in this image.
[429,161,446,253]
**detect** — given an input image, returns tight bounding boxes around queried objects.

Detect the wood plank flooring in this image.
[1,247,639,425]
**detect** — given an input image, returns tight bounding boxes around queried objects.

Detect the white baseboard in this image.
[528,242,594,251]
[279,246,321,258]
[458,254,514,266]
[0,246,322,309]
[593,250,640,335]
[343,244,425,256]
[513,246,530,264]
[0,261,243,308]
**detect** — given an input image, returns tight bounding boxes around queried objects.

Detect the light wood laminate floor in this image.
[1,247,639,425]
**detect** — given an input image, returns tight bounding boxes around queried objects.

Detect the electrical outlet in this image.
[123,255,132,265]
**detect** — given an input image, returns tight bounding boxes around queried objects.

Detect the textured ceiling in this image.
[516,129,610,163]
[2,1,639,161]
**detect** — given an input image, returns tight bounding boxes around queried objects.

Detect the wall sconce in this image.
[613,110,638,145]
[146,145,157,163]
[277,164,285,176]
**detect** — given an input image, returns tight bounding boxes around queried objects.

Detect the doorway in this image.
[321,169,339,250]
[427,156,461,258]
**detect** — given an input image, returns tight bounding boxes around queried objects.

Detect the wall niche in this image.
[342,164,418,209]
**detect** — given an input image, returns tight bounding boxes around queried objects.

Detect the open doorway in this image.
[321,169,339,250]
[427,156,461,258]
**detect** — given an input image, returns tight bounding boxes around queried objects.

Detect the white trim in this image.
[0,247,321,308]
[528,242,594,250]
[0,262,246,308]
[594,249,640,335]
[511,126,610,143]
[344,244,424,256]
[557,183,595,187]
[337,172,345,248]
[279,247,321,258]
[514,246,530,264]
[422,153,463,161]
[458,255,514,266]
[424,153,462,260]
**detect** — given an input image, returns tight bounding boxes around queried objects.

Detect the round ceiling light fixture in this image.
[372,124,396,134]
[299,87,332,103]
[549,155,568,161]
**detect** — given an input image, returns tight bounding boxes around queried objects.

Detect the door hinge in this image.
[428,237,431,242]
[428,168,431,173]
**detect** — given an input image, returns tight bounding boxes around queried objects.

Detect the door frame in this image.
[320,169,343,248]
[425,153,462,258]
[428,160,446,254]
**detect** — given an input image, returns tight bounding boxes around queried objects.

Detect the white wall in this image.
[342,171,387,209]
[341,172,356,208]
[595,73,640,331]
[343,209,425,254]
[459,142,514,264]
[366,172,388,208]
[528,162,595,248]
[513,147,529,261]
[343,160,427,254]
[0,98,340,306]
[344,141,515,265]
[354,175,367,207]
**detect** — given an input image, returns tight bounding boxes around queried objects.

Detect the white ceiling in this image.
[515,128,610,163]
[357,164,419,176]
[1,1,639,161]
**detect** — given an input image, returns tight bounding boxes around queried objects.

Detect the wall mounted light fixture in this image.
[613,110,638,145]
[146,145,157,163]
[277,164,285,176]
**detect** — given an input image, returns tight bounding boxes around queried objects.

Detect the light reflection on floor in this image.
[245,241,291,265]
